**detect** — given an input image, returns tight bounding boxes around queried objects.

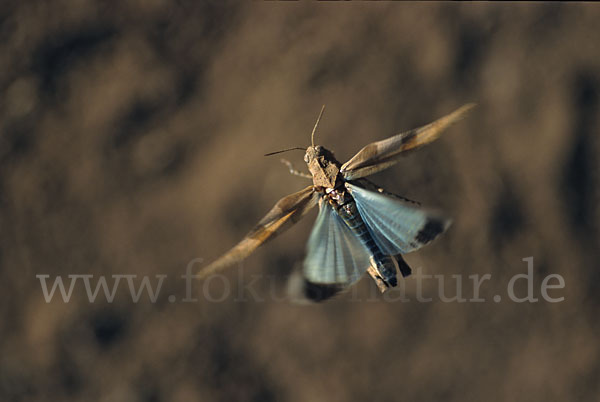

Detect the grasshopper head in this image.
[304,145,340,189]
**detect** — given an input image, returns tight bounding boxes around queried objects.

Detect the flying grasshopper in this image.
[198,103,475,301]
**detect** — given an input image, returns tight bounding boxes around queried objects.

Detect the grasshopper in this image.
[199,103,474,301]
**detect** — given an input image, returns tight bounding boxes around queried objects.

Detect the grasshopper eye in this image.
[304,153,309,163]
[315,145,323,155]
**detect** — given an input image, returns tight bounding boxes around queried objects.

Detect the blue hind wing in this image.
[303,198,372,285]
[346,183,450,255]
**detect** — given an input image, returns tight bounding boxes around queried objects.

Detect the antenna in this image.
[264,147,305,157]
[311,105,325,147]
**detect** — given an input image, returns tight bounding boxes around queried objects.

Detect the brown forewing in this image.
[340,103,475,180]
[197,186,319,279]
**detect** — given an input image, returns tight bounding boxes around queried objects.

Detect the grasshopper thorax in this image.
[304,145,342,189]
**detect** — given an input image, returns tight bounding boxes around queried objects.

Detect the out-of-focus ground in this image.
[1,2,599,401]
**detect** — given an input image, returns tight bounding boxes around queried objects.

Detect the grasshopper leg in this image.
[281,159,312,179]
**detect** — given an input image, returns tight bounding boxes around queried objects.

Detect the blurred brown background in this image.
[1,2,599,402]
